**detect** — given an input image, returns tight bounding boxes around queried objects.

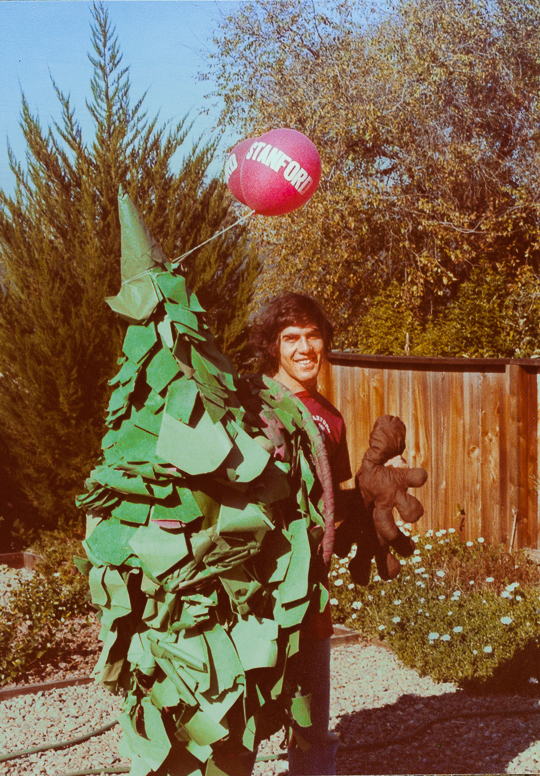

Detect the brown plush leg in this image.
[390,529,415,558]
[348,548,373,586]
[374,536,402,581]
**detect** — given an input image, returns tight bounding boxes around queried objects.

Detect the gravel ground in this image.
[3,565,540,774]
[254,643,540,775]
[0,682,127,776]
[2,641,540,775]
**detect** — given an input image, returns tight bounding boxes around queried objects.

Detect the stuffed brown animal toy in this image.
[334,415,427,584]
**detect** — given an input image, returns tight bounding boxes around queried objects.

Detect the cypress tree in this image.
[0,2,256,543]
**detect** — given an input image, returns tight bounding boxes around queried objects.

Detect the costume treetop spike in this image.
[105,187,167,323]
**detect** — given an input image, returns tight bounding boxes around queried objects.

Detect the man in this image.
[251,292,352,776]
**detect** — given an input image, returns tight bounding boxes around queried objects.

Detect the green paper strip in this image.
[291,694,312,728]
[122,322,158,364]
[230,616,278,670]
[165,376,199,423]
[149,675,181,710]
[107,423,158,464]
[202,623,244,695]
[103,566,132,612]
[112,498,152,525]
[88,565,108,607]
[182,709,228,747]
[154,656,198,707]
[129,519,188,576]
[127,631,158,675]
[280,518,311,604]
[165,301,200,331]
[92,464,152,497]
[132,404,164,436]
[224,421,271,483]
[172,320,207,342]
[155,271,189,306]
[146,346,181,394]
[217,502,272,534]
[148,633,207,673]
[156,409,233,475]
[86,518,137,565]
[109,357,139,387]
[106,274,161,323]
[117,696,171,771]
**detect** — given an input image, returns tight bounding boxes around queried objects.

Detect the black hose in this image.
[0,719,118,763]
[57,770,129,776]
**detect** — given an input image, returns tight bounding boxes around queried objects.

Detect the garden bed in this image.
[0,614,101,689]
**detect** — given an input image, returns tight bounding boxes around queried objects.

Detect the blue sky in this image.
[0,0,241,194]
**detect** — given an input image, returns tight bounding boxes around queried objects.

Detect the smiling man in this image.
[251,292,351,775]
[253,293,351,493]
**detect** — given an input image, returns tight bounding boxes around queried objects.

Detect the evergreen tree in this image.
[0,2,256,542]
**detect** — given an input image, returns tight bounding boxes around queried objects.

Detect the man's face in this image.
[274,324,325,392]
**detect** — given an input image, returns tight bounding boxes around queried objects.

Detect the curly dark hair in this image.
[250,293,334,375]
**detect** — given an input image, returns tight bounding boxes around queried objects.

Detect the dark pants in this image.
[208,635,338,776]
[288,635,339,775]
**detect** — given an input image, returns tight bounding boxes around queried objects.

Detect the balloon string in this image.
[119,210,255,286]
[171,209,256,266]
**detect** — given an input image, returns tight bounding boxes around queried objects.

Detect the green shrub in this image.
[0,531,91,686]
[330,528,540,688]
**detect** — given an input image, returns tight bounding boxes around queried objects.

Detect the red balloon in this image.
[224,138,256,206]
[239,128,321,216]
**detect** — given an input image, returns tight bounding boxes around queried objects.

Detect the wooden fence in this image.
[318,353,540,550]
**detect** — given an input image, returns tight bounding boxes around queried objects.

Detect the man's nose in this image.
[298,336,313,352]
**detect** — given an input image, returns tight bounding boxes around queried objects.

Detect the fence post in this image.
[506,364,532,549]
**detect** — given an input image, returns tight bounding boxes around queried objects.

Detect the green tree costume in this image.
[77,191,334,776]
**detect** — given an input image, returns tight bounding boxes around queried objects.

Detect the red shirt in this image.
[295,389,352,639]
[295,389,352,484]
